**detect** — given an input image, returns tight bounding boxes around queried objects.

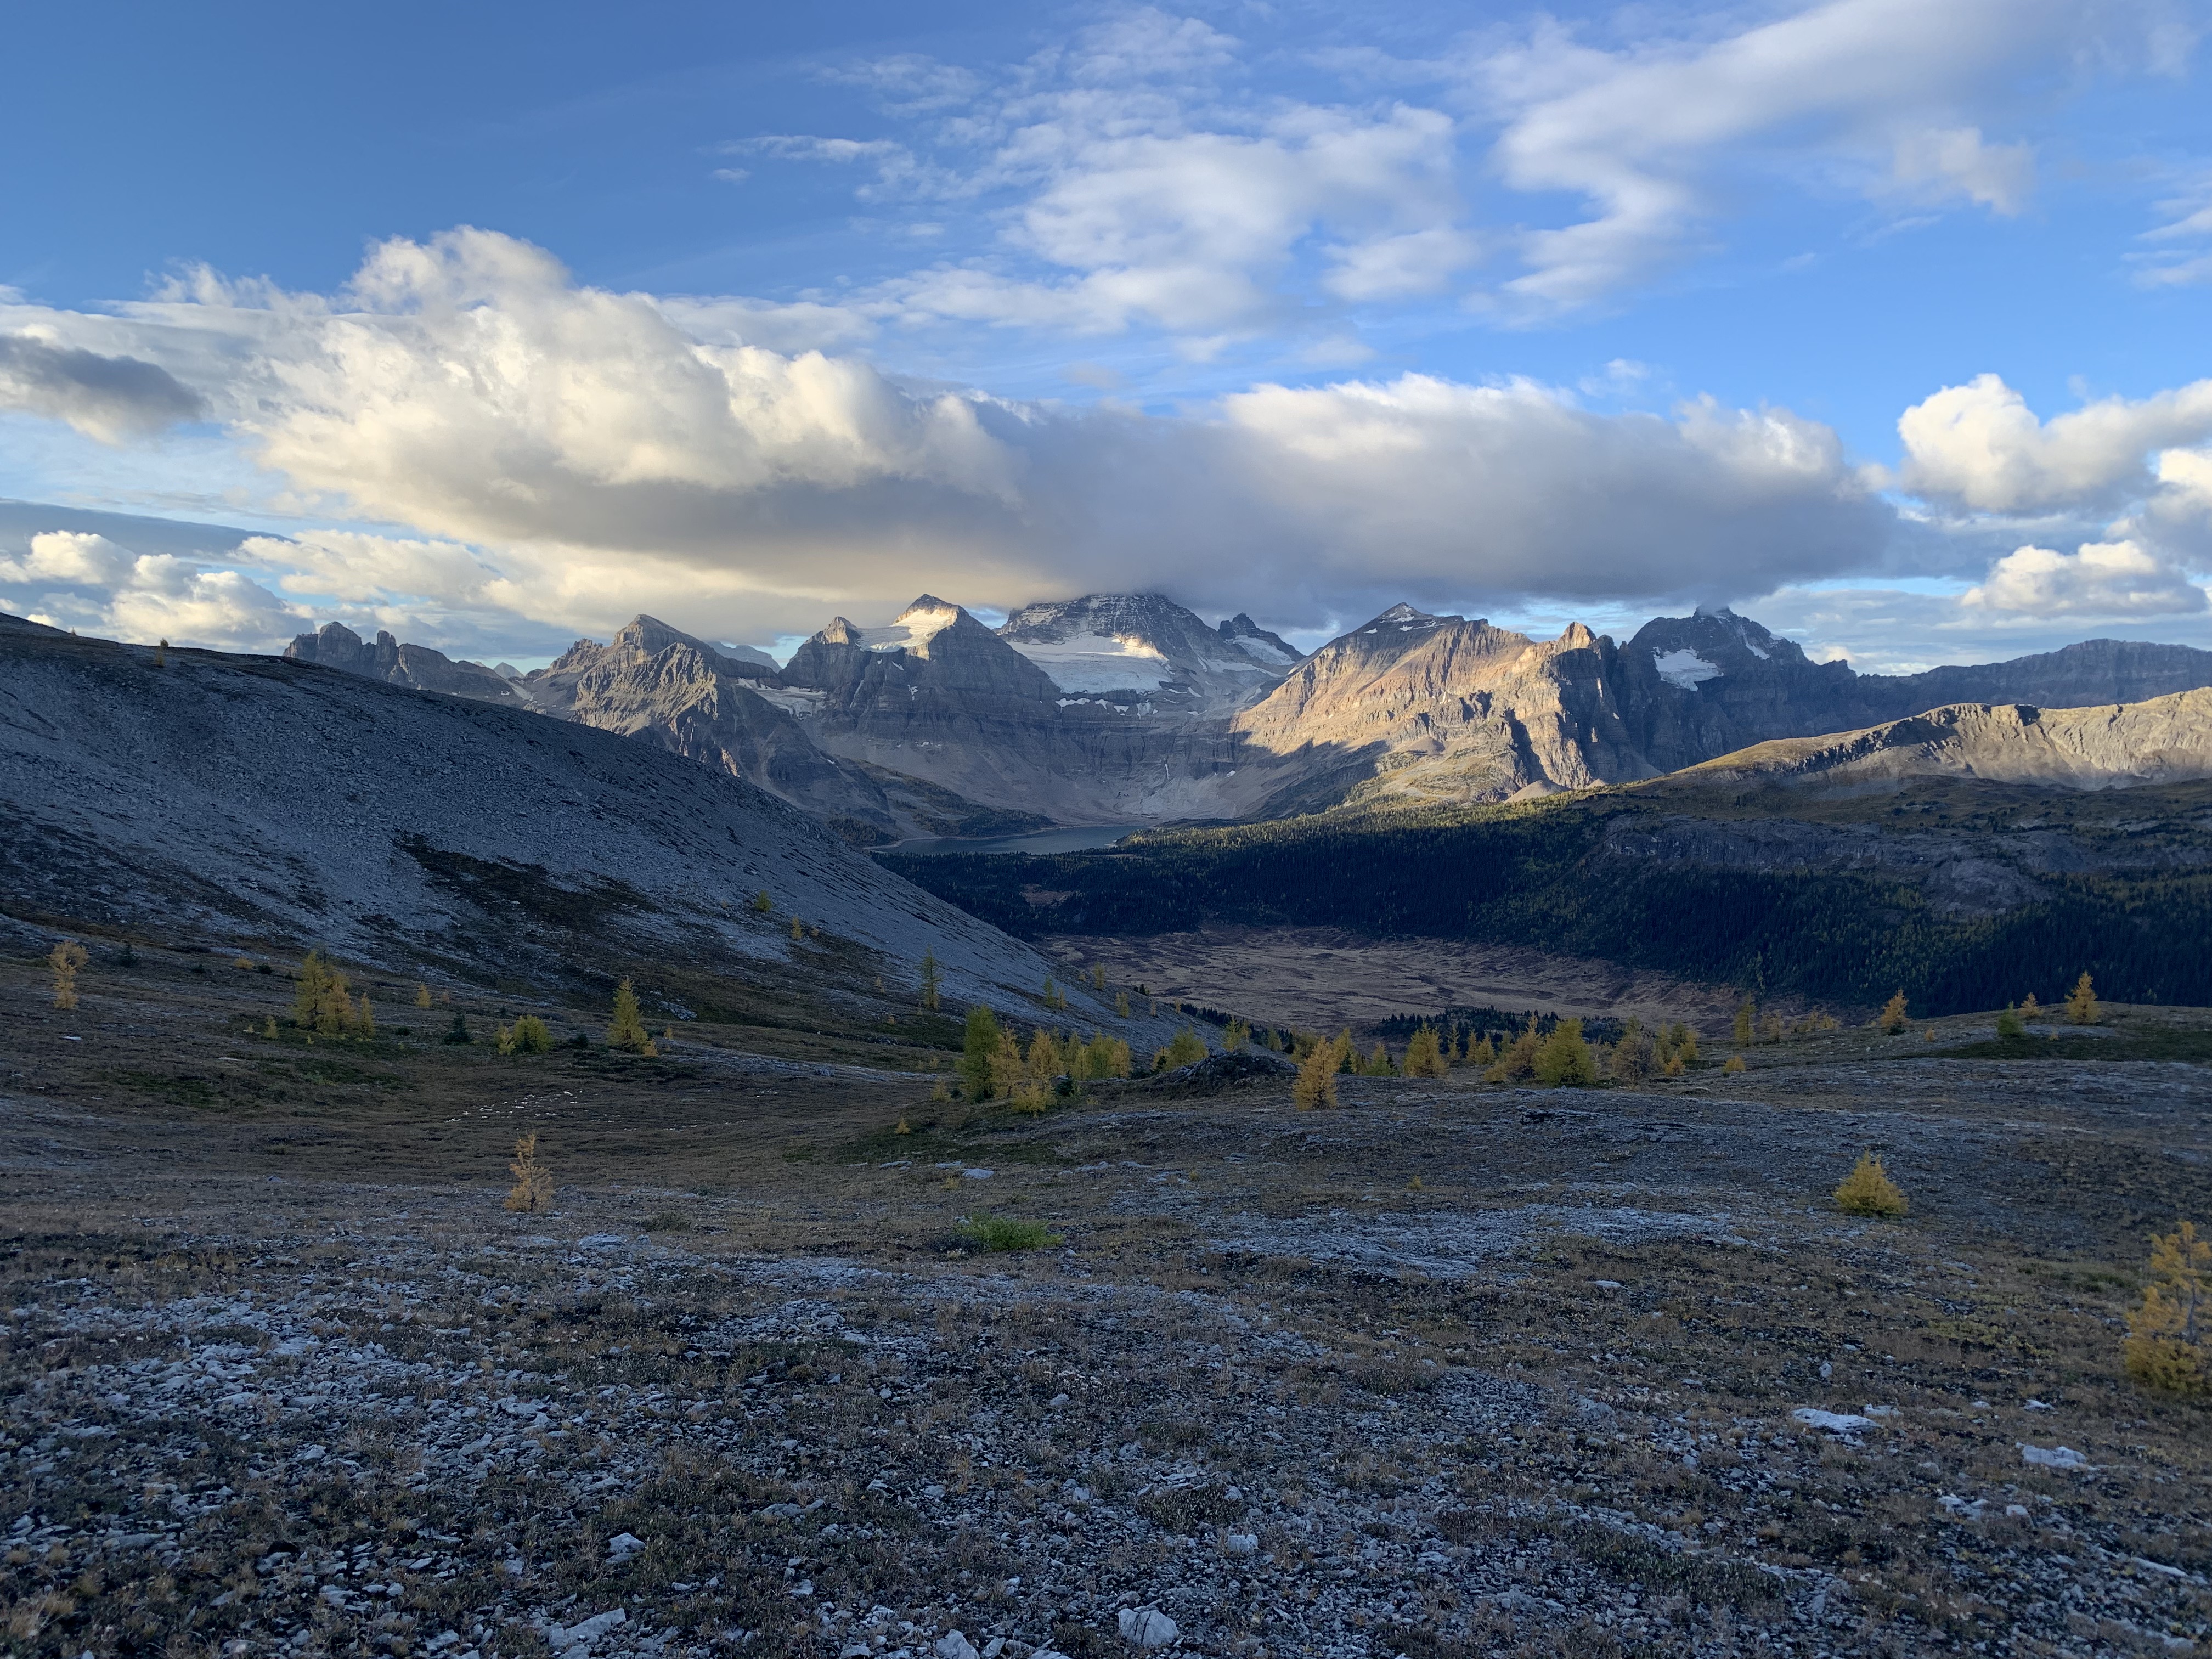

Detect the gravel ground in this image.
[4,960,2211,1658]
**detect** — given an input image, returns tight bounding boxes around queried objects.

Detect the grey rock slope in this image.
[0,612,1149,1030]
[1675,687,2212,793]
[515,616,910,842]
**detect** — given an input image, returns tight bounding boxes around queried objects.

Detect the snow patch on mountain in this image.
[1654,648,1724,691]
[857,597,963,655]
[1008,631,1173,694]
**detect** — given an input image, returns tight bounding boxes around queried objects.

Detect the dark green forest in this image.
[882,792,2212,1017]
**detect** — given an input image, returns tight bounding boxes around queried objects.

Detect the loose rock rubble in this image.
[4,966,2211,1656]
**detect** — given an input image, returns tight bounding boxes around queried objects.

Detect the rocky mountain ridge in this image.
[1667,685,2212,794]
[283,596,2212,835]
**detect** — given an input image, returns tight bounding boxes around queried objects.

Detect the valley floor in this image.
[1042,929,1746,1032]
[3,953,2210,1659]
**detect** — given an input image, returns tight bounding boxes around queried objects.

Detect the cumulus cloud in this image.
[1897,373,2212,513]
[0,334,206,441]
[0,531,306,650]
[1962,539,2208,618]
[0,229,1889,641]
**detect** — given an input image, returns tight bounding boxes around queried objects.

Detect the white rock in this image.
[1223,1532,1259,1555]
[2019,1443,2094,1470]
[1118,1607,1176,1648]
[605,1532,645,1562]
[551,1609,625,1647]
[1792,1408,1874,1433]
[935,1633,979,1659]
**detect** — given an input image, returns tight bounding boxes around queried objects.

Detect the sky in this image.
[2,0,2210,672]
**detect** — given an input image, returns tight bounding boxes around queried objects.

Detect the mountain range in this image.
[285,595,2212,840]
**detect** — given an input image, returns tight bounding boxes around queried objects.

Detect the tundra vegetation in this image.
[3,940,2210,1659]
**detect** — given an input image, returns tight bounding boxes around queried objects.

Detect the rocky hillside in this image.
[1672,687,2212,794]
[3,612,1155,1036]
[287,596,2212,835]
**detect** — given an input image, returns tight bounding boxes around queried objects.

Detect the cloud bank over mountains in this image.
[0,224,2208,670]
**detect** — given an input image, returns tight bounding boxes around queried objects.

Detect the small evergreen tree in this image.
[1363,1041,1395,1076]
[1996,1002,2027,1039]
[1468,1032,1497,1067]
[1834,1152,1908,1217]
[1722,1054,1746,1073]
[357,994,376,1039]
[919,949,942,1011]
[791,916,805,940]
[444,1011,472,1045]
[1155,1026,1206,1070]
[2124,1221,2210,1397]
[990,1027,1026,1096]
[1081,1031,1132,1079]
[606,980,651,1051]
[1090,963,1107,992]
[498,1014,554,1056]
[290,950,364,1035]
[1403,1024,1446,1078]
[1484,1021,1541,1083]
[1534,1019,1597,1087]
[48,940,88,1010]
[1610,1019,1652,1083]
[1732,1000,1754,1047]
[1293,1039,1339,1110]
[1224,1018,1251,1053]
[414,982,433,1009]
[1877,990,1910,1034]
[960,1005,1001,1100]
[2019,991,2041,1018]
[1116,990,1131,1018]
[505,1132,554,1213]
[2065,972,2100,1025]
[751,889,773,913]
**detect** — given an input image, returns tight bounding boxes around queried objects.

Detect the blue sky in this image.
[3,0,2210,670]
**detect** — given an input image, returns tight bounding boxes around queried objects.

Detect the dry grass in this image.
[2,946,2210,1656]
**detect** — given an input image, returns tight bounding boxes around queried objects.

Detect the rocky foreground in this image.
[3,956,2211,1658]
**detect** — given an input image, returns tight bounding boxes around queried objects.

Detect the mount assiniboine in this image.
[284,595,2212,838]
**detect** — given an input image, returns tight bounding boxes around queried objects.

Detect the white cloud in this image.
[1897,373,2212,512]
[1962,539,2208,618]
[0,531,306,650]
[1468,0,2180,314]
[0,531,137,586]
[0,229,1888,640]
[2134,165,2212,286]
